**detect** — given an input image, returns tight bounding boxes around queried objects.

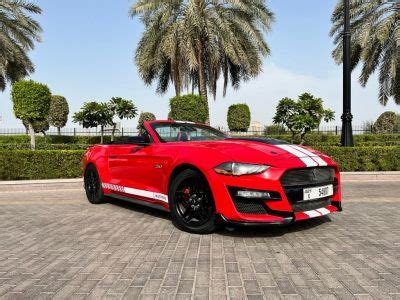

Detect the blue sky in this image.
[0,0,398,129]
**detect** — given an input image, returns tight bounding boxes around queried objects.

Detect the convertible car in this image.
[83,120,342,233]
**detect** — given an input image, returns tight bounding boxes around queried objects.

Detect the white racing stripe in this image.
[277,144,328,167]
[316,208,331,216]
[291,145,328,166]
[303,210,321,218]
[276,145,318,167]
[303,208,331,218]
[102,183,169,203]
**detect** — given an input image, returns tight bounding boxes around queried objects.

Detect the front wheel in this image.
[169,169,217,234]
[84,164,106,204]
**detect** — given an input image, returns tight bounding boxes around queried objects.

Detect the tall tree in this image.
[131,0,274,106]
[331,0,400,105]
[108,97,138,141]
[0,0,42,91]
[49,95,69,135]
[73,102,114,144]
[273,93,335,144]
[11,80,51,150]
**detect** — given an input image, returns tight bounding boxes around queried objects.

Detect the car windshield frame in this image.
[150,122,228,143]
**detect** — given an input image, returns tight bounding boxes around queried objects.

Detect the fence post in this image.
[370,125,373,134]
[335,126,338,135]
[122,127,124,137]
[73,128,76,136]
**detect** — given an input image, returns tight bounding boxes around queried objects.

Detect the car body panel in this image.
[84,120,342,224]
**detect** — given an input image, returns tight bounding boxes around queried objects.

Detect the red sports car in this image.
[83,120,342,233]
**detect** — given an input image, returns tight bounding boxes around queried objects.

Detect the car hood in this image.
[193,138,328,167]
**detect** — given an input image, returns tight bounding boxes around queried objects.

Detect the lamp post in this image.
[341,0,354,147]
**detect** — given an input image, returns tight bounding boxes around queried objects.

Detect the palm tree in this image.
[131,0,274,104]
[0,0,42,91]
[331,0,400,105]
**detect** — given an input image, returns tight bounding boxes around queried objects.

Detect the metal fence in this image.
[0,125,398,136]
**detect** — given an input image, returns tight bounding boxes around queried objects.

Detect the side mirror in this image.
[135,135,151,145]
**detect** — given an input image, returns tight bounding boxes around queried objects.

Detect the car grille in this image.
[231,198,268,214]
[280,167,338,212]
[281,167,335,187]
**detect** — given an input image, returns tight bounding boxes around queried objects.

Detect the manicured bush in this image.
[227,104,251,132]
[0,135,111,145]
[0,150,85,180]
[0,144,90,150]
[374,111,399,133]
[11,80,52,149]
[169,94,209,123]
[137,112,156,132]
[49,95,69,135]
[0,146,399,180]
[264,125,286,135]
[315,146,400,172]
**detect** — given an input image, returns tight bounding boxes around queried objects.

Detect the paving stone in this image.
[0,182,399,298]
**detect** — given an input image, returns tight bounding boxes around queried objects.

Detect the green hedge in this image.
[0,143,90,150]
[316,146,400,172]
[0,135,111,145]
[0,147,399,180]
[0,150,85,180]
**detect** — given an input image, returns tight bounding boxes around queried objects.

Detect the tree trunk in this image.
[100,125,104,144]
[300,132,307,145]
[57,127,61,135]
[197,41,210,124]
[290,131,296,144]
[28,122,36,150]
[111,124,116,142]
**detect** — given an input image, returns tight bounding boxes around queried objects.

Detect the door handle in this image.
[130,146,144,154]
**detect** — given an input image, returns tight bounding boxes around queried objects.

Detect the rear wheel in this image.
[169,169,217,234]
[84,164,106,204]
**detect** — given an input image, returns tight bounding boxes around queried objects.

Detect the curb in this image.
[1,172,400,186]
[340,171,400,182]
[0,178,83,186]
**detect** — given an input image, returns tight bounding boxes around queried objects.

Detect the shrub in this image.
[49,95,69,135]
[137,112,156,132]
[1,146,399,180]
[0,135,112,145]
[264,125,286,135]
[11,80,52,149]
[227,104,251,132]
[0,144,90,151]
[316,146,400,172]
[374,111,399,133]
[169,94,209,123]
[0,150,85,180]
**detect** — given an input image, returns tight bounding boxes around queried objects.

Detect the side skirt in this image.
[107,193,169,212]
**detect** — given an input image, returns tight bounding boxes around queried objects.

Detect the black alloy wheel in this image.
[169,169,217,234]
[84,164,106,204]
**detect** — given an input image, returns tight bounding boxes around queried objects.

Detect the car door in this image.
[108,142,171,202]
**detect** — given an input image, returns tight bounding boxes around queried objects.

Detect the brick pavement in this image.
[0,182,399,299]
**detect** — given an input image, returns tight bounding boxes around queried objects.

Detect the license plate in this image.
[303,185,333,201]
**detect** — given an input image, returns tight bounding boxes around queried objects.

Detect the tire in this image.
[169,169,217,234]
[84,164,106,204]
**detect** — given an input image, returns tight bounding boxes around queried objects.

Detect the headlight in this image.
[214,162,270,176]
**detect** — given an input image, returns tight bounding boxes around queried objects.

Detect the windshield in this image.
[150,122,228,143]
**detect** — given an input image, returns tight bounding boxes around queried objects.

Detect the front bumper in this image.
[206,165,342,225]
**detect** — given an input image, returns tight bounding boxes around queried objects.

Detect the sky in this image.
[0,0,399,129]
